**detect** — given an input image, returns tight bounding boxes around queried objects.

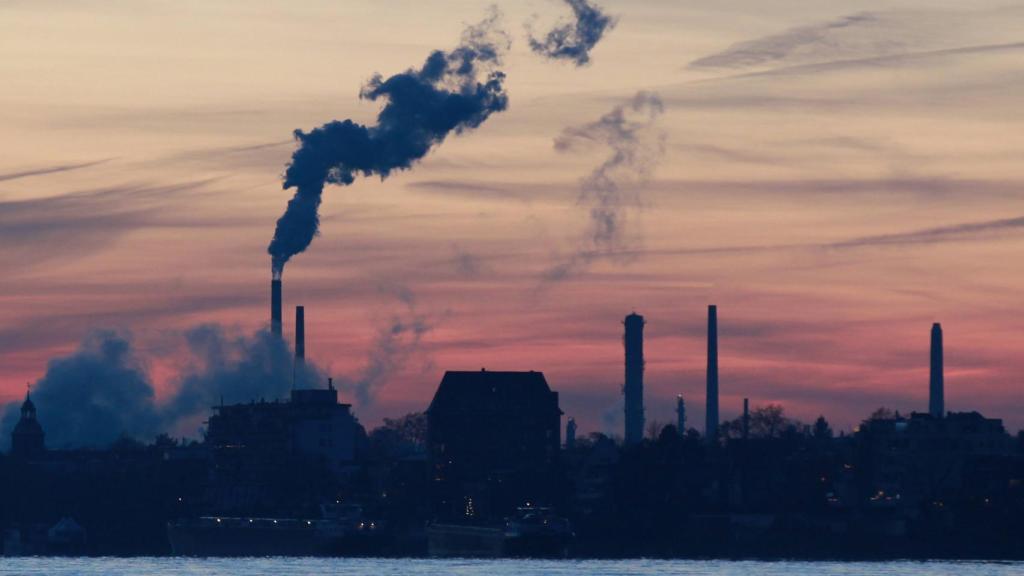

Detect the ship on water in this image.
[426,506,573,558]
[167,503,386,557]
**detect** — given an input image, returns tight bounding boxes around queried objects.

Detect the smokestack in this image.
[930,323,944,418]
[295,306,305,361]
[623,312,645,445]
[676,394,686,436]
[271,279,282,337]
[706,305,719,443]
[742,398,750,440]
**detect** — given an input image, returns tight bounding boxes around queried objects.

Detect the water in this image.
[0,559,1021,576]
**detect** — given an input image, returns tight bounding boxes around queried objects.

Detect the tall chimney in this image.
[929,323,944,418]
[623,313,646,445]
[271,279,283,337]
[706,305,719,443]
[742,397,750,440]
[295,305,305,361]
[676,394,686,435]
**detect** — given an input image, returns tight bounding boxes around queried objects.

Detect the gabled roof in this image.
[428,370,562,415]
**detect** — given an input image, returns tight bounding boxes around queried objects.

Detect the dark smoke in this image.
[1,326,326,449]
[544,91,666,281]
[268,11,510,277]
[161,324,326,425]
[0,330,160,449]
[528,0,616,66]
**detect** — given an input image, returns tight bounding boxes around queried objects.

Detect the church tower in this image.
[11,390,45,459]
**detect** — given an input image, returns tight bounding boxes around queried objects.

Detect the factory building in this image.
[427,370,562,521]
[205,305,357,474]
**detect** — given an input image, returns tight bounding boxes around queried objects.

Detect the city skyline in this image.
[3,0,1024,440]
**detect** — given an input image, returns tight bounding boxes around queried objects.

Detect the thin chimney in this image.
[929,323,944,418]
[295,305,305,361]
[706,305,719,443]
[742,397,750,440]
[271,279,283,337]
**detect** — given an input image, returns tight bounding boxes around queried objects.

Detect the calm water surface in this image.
[0,559,1021,576]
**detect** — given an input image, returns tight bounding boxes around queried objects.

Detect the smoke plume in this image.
[332,291,434,406]
[544,91,666,281]
[529,0,616,66]
[161,324,326,424]
[1,326,326,449]
[268,11,510,277]
[0,330,161,449]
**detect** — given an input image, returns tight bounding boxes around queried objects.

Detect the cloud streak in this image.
[0,158,111,183]
[0,179,232,271]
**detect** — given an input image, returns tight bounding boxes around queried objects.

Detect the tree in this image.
[812,415,833,440]
[367,412,427,460]
[646,420,665,440]
[719,404,804,440]
[869,407,897,421]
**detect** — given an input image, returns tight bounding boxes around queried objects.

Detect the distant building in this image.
[856,411,1013,508]
[11,391,45,459]
[623,313,645,445]
[427,370,562,520]
[205,381,357,474]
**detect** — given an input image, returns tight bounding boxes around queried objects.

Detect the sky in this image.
[2,0,1024,445]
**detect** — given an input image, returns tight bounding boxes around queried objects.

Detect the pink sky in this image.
[2,0,1023,438]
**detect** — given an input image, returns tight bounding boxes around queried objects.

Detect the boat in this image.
[502,506,573,558]
[167,503,385,556]
[426,506,572,558]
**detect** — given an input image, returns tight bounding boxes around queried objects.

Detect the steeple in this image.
[12,385,45,459]
[21,387,36,419]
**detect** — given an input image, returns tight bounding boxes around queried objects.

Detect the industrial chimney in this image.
[295,305,305,361]
[929,323,944,418]
[706,305,719,443]
[742,397,750,440]
[676,394,686,436]
[623,313,646,445]
[271,278,283,337]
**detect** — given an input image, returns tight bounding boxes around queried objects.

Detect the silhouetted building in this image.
[930,322,944,418]
[566,417,577,450]
[427,370,562,520]
[706,305,719,443]
[271,278,283,337]
[857,411,1012,510]
[623,313,645,445]
[676,394,686,435]
[10,391,45,459]
[205,380,357,474]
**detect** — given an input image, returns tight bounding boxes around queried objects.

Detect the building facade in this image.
[427,370,562,521]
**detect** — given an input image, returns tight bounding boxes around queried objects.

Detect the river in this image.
[0,558,1021,576]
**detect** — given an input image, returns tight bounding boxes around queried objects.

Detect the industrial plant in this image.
[1,277,1022,558]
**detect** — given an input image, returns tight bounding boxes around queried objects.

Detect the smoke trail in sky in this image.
[543,91,666,282]
[268,11,510,277]
[529,0,616,66]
